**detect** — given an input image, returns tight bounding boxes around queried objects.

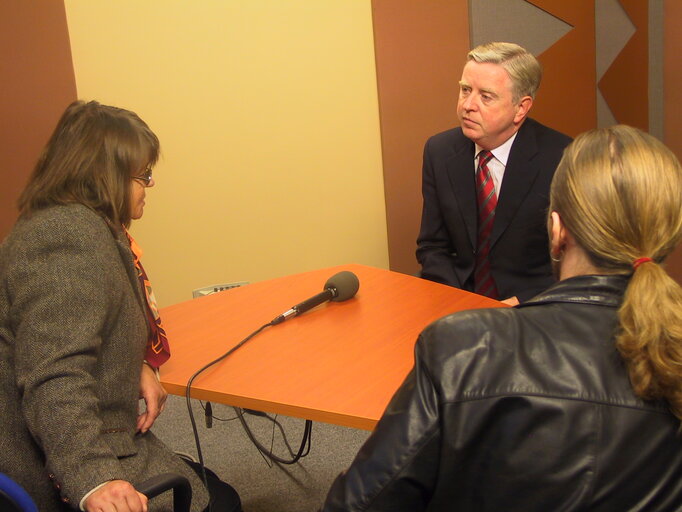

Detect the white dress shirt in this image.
[475,131,519,197]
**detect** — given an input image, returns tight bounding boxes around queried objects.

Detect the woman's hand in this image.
[137,363,167,433]
[85,480,148,512]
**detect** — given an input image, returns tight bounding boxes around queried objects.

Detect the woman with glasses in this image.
[0,101,241,511]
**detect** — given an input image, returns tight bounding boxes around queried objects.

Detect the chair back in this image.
[0,473,38,512]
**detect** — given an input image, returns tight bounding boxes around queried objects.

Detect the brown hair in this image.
[18,100,159,227]
[467,42,542,102]
[550,125,682,421]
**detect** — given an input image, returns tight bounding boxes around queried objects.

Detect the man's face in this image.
[457,60,530,150]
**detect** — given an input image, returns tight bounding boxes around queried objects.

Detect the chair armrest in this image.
[136,473,192,512]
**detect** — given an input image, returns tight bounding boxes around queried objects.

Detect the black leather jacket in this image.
[321,275,682,511]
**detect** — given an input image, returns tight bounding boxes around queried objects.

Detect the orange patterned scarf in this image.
[123,228,171,368]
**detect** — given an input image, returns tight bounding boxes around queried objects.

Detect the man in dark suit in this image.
[416,42,571,304]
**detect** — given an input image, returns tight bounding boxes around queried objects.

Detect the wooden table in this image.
[159,264,504,430]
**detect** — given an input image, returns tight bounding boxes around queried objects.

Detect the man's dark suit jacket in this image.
[416,118,572,302]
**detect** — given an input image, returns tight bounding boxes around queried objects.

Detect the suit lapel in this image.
[446,137,478,249]
[491,120,540,248]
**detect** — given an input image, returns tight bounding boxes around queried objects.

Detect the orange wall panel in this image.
[372,0,470,276]
[598,0,648,131]
[529,0,597,137]
[663,0,682,284]
[0,1,77,239]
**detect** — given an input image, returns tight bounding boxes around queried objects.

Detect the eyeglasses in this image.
[133,166,153,187]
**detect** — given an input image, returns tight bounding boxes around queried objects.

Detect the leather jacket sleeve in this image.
[321,336,441,511]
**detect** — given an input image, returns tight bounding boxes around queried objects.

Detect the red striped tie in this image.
[474,150,499,298]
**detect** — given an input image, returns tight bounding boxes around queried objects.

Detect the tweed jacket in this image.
[0,204,208,511]
[322,275,682,511]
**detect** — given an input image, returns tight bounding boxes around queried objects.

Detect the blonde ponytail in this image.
[618,261,682,420]
[550,125,682,422]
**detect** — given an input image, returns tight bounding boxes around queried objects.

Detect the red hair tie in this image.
[632,257,653,269]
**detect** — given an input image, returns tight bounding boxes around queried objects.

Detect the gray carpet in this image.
[152,395,371,511]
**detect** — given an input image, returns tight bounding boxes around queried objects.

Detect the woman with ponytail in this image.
[549,125,682,424]
[322,125,682,512]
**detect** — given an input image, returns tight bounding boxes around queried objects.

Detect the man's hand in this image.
[501,296,519,306]
[85,480,148,512]
[137,363,167,433]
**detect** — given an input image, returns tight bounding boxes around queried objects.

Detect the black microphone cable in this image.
[235,407,312,465]
[184,320,313,504]
[185,320,274,508]
[183,270,359,506]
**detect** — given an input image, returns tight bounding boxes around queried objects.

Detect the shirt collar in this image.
[475,131,518,166]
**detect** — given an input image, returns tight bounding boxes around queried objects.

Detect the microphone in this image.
[271,271,359,325]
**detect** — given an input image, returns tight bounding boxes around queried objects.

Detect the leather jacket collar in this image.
[520,274,630,308]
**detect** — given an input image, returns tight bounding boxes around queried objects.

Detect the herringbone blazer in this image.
[0,204,208,511]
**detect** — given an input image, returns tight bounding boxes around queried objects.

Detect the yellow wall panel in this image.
[64,0,388,307]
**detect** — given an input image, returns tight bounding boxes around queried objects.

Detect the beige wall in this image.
[64,1,388,307]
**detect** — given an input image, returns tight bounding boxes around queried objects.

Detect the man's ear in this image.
[514,96,533,124]
[549,211,566,257]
